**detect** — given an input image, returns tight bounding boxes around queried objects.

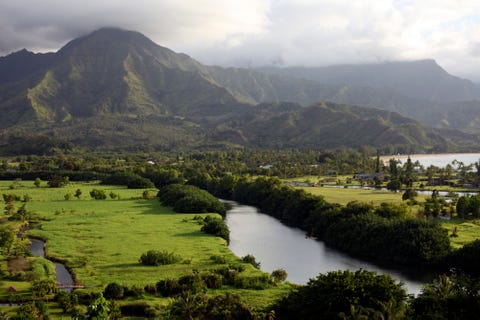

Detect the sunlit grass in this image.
[440,218,480,249]
[297,185,427,206]
[0,180,289,309]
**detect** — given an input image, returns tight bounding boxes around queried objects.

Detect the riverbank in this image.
[225,202,425,294]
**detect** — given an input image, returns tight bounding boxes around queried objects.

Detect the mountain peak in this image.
[59,27,156,54]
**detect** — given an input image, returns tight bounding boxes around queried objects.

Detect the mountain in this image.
[209,101,455,151]
[257,61,480,103]
[0,28,477,154]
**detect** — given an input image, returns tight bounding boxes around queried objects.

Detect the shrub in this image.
[120,302,154,317]
[159,184,226,216]
[143,284,156,295]
[139,250,181,266]
[202,273,223,289]
[89,189,107,200]
[271,269,288,283]
[201,216,230,243]
[48,175,69,188]
[103,282,124,300]
[178,273,206,293]
[241,254,260,269]
[156,279,182,297]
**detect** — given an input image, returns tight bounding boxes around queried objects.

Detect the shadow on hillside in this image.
[174,231,205,237]
[131,200,175,215]
[100,262,140,269]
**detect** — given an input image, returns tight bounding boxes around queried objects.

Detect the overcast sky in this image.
[1,0,480,81]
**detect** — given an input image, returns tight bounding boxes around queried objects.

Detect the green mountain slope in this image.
[0,28,477,154]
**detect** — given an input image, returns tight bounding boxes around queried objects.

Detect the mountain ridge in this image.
[0,27,477,154]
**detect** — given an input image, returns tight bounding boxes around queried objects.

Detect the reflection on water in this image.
[29,237,74,291]
[226,203,426,294]
[382,153,480,168]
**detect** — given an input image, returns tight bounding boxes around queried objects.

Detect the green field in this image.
[440,218,480,249]
[296,185,427,206]
[0,180,290,311]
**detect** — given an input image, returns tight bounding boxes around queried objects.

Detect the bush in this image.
[241,254,260,269]
[139,250,181,266]
[178,273,206,294]
[202,273,223,289]
[120,302,156,317]
[201,216,230,243]
[103,282,124,300]
[144,284,156,295]
[90,189,107,200]
[271,269,288,283]
[159,184,226,216]
[156,279,182,297]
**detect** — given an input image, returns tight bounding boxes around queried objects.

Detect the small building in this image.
[6,286,17,293]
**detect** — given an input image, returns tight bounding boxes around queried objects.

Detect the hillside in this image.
[0,28,477,154]
[258,61,480,103]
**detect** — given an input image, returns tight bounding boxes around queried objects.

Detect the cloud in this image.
[1,0,479,80]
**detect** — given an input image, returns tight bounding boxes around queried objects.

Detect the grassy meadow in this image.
[295,185,427,206]
[440,218,480,249]
[0,180,291,310]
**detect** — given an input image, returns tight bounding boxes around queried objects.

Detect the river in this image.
[29,238,74,289]
[381,153,480,168]
[225,203,426,295]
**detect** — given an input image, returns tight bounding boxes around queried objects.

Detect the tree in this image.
[34,177,42,188]
[12,301,49,320]
[31,279,57,300]
[274,270,407,320]
[401,157,416,188]
[402,188,417,201]
[86,294,110,320]
[4,196,15,216]
[200,216,230,243]
[389,159,399,179]
[142,190,152,199]
[74,189,82,199]
[375,150,381,173]
[48,175,69,188]
[271,269,288,283]
[456,196,469,218]
[22,194,32,203]
[386,179,401,192]
[0,225,16,255]
[410,274,480,319]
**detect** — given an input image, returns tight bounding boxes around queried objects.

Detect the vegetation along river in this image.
[225,202,426,295]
